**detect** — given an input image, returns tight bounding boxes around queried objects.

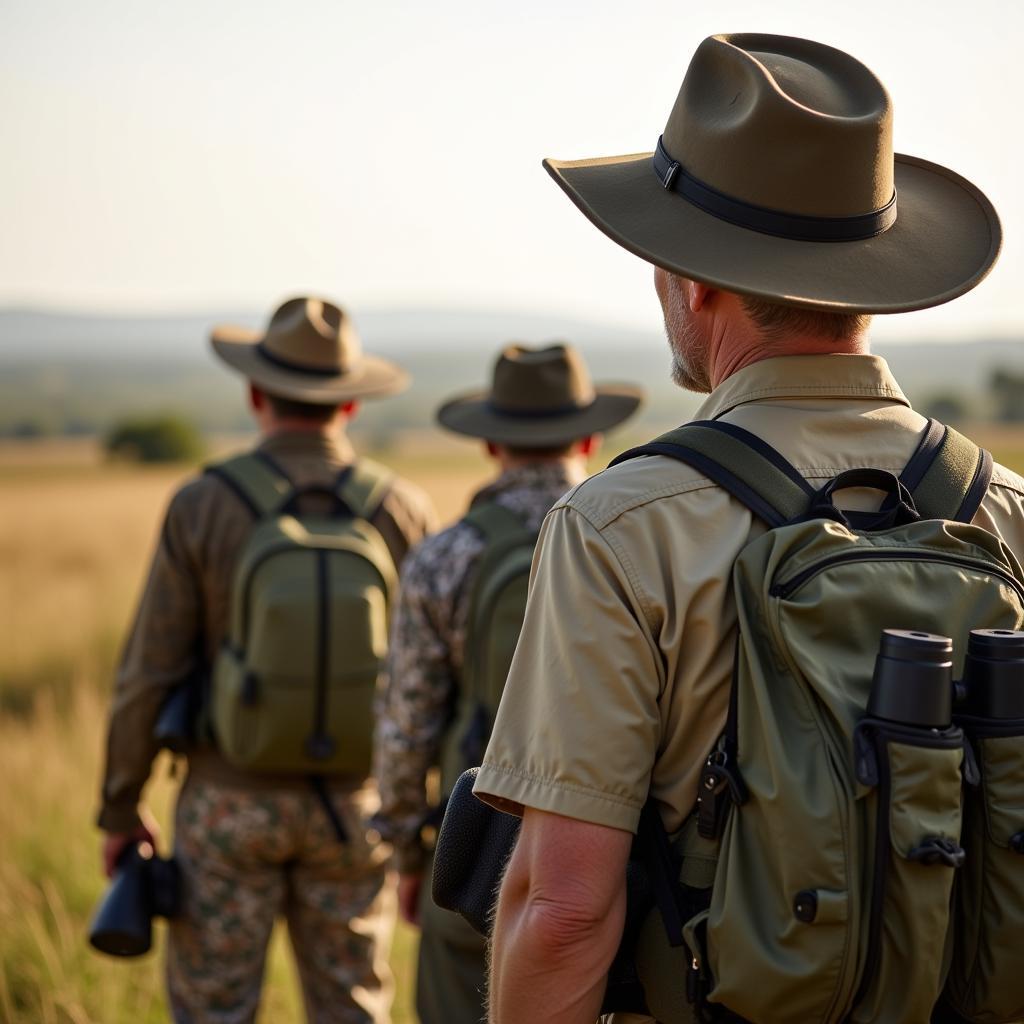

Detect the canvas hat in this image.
[544,34,1001,314]
[211,297,408,404]
[437,343,642,447]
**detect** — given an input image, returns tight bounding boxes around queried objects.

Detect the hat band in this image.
[486,398,596,420]
[257,341,347,378]
[653,136,897,242]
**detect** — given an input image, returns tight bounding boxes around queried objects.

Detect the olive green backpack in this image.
[611,419,1024,1024]
[206,452,397,787]
[439,501,537,797]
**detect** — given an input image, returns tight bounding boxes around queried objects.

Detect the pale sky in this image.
[1,0,1022,341]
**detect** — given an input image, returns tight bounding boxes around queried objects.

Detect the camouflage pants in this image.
[167,775,395,1024]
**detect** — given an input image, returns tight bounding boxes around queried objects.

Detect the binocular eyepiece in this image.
[88,843,181,957]
[869,627,1024,729]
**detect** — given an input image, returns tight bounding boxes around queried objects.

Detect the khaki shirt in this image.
[474,354,1024,836]
[98,429,437,834]
[372,462,585,873]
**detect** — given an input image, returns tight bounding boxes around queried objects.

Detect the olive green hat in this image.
[211,296,408,404]
[437,343,643,447]
[544,33,1001,314]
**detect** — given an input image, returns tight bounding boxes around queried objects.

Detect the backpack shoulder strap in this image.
[204,451,292,519]
[336,459,394,520]
[898,418,992,524]
[463,500,534,547]
[610,420,815,528]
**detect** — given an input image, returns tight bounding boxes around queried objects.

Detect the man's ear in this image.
[578,434,601,458]
[687,280,713,313]
[485,441,500,459]
[249,383,265,411]
[342,400,360,421]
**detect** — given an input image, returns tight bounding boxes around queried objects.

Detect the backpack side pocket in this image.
[944,721,1024,1023]
[851,722,964,1024]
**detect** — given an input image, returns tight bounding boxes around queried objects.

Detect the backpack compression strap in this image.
[898,418,992,524]
[335,459,394,521]
[204,452,293,519]
[610,420,815,528]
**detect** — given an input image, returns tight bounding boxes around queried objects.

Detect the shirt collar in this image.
[472,461,585,507]
[694,353,911,421]
[258,428,355,464]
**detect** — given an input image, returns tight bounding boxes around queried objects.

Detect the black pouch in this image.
[431,767,521,935]
[431,768,672,1016]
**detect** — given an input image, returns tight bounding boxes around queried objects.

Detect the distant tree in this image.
[923,393,969,425]
[9,419,49,439]
[104,415,205,463]
[989,369,1024,423]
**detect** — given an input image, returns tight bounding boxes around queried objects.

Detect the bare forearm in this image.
[489,888,624,1024]
[487,809,631,1024]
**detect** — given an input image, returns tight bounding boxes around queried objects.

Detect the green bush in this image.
[104,415,205,463]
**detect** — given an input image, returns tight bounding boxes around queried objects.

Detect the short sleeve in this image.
[473,504,662,834]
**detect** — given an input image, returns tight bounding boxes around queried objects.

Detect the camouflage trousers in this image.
[167,774,395,1024]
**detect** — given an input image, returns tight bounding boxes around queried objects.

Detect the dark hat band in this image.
[653,136,897,242]
[486,398,596,420]
[257,341,348,378]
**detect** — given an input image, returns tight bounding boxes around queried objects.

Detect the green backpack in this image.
[206,451,397,782]
[611,419,1024,1024]
[439,501,537,797]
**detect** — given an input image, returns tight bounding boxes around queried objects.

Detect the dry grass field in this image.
[0,436,493,1024]
[4,425,1024,1023]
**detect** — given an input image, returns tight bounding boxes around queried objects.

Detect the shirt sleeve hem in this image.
[472,763,642,834]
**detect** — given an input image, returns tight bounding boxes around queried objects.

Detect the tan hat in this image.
[544,33,1001,314]
[211,297,408,404]
[436,343,643,446]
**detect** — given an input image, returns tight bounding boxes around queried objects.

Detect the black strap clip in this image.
[908,835,966,869]
[697,750,745,840]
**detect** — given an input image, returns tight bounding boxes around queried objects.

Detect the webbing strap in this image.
[907,424,992,524]
[338,459,393,520]
[610,420,814,528]
[204,453,292,519]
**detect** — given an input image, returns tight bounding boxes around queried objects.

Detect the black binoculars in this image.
[869,627,1024,728]
[88,843,181,957]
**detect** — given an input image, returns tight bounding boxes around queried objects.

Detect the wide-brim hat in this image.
[544,34,1001,314]
[437,343,643,446]
[211,296,408,404]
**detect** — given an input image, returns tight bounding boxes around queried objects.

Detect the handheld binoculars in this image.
[870,628,1024,728]
[88,842,181,957]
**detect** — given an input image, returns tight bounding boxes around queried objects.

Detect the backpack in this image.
[205,451,397,782]
[610,419,1024,1024]
[438,501,537,797]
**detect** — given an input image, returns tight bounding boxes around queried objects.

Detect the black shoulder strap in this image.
[610,420,815,528]
[898,418,992,524]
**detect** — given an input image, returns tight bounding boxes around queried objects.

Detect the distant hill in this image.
[1,307,1022,440]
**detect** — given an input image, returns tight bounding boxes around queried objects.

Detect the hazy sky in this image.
[2,0,1021,341]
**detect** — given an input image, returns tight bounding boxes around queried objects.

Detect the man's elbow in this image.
[521,885,624,962]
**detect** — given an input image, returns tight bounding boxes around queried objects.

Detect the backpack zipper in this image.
[770,551,1024,603]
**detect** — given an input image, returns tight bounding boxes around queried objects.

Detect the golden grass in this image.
[0,438,492,1024]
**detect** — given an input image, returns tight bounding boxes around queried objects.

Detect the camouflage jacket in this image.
[371,462,585,873]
